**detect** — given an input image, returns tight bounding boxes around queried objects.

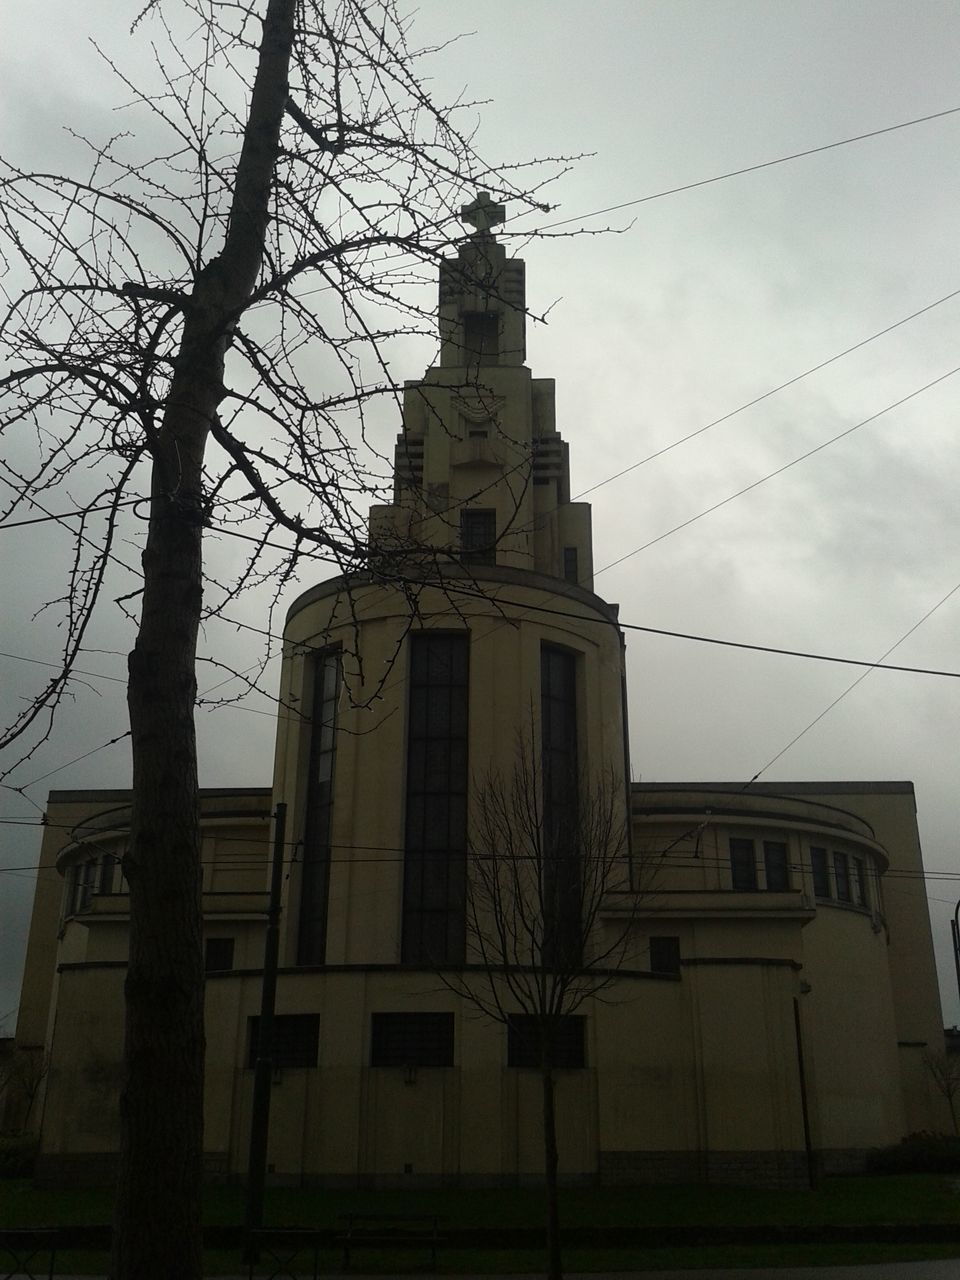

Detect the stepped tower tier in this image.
[272,198,630,970]
[369,192,594,589]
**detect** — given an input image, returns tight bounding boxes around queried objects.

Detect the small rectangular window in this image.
[810,847,830,898]
[650,936,681,975]
[462,312,499,366]
[370,1013,454,1067]
[763,841,789,891]
[563,546,579,585]
[507,1015,586,1069]
[834,851,851,902]
[64,867,79,917]
[460,508,497,565]
[73,860,96,913]
[729,838,757,891]
[247,1014,320,1069]
[98,854,120,896]
[205,937,235,973]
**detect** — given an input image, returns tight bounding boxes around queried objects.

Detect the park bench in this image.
[0,1227,58,1280]
[245,1227,323,1280]
[336,1213,444,1270]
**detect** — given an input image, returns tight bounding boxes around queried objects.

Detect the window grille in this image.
[650,935,681,975]
[834,851,852,902]
[204,937,235,973]
[729,837,758,891]
[460,508,496,565]
[507,1015,586,1069]
[370,1012,454,1067]
[810,847,831,898]
[402,633,469,964]
[247,1014,319,1069]
[563,546,579,584]
[298,650,341,964]
[540,645,581,967]
[763,840,789,891]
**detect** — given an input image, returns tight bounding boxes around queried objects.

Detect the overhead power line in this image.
[742,579,960,784]
[4,585,960,701]
[0,497,140,531]
[532,106,960,232]
[595,363,960,575]
[574,287,960,501]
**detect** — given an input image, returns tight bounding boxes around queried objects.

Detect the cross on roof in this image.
[461,191,505,234]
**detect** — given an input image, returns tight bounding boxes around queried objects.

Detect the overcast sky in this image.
[2,0,960,1032]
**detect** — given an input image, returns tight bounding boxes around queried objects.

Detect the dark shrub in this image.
[0,1134,38,1178]
[868,1131,960,1173]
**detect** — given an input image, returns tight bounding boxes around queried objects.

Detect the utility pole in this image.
[952,898,960,1011]
[244,802,287,1251]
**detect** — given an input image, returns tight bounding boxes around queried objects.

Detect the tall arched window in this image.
[401,632,469,964]
[297,650,341,965]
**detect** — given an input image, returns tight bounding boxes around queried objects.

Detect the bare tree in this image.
[0,1047,48,1136]
[440,741,646,1280]
[0,4,569,1276]
[924,1049,960,1136]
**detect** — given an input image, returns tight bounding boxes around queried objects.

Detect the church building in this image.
[10,195,947,1187]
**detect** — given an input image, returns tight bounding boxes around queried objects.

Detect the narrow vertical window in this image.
[562,546,579,585]
[73,859,96,913]
[460,508,497,565]
[763,840,789,891]
[297,650,341,965]
[99,854,120,896]
[834,851,851,902]
[729,837,757,891]
[402,633,469,964]
[853,856,869,907]
[810,846,831,898]
[540,645,580,966]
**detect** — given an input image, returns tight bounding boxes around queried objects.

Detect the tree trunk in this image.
[114,462,206,1280]
[111,4,296,1274]
[541,1062,563,1280]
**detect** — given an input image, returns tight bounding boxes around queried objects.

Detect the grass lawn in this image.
[3,1174,934,1227]
[2,1175,959,1274]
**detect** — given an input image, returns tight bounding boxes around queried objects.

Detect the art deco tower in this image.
[272,196,629,970]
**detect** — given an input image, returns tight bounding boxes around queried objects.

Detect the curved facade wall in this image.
[273,567,630,970]
[629,782,944,1169]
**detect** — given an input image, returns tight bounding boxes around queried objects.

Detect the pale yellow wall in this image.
[817,785,945,1132]
[631,785,938,1155]
[274,570,629,970]
[800,905,903,1148]
[40,966,125,1156]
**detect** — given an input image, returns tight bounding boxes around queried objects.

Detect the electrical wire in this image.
[595,364,960,575]
[527,106,960,232]
[573,287,960,501]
